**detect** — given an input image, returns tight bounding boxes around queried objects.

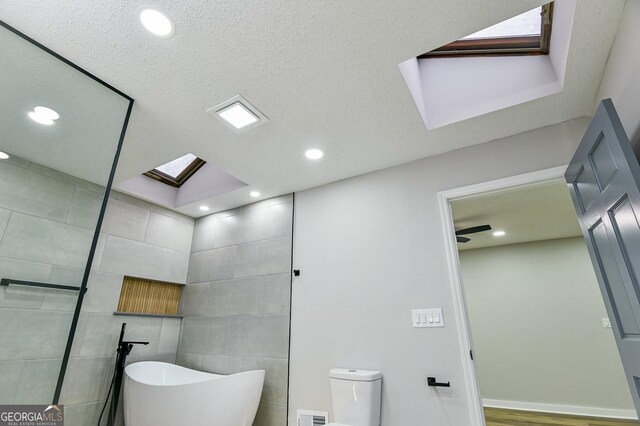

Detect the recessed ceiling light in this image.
[493,231,506,237]
[28,106,60,125]
[207,95,268,132]
[217,103,259,129]
[139,8,174,37]
[0,151,9,160]
[305,149,324,160]
[250,191,261,198]
[199,205,210,212]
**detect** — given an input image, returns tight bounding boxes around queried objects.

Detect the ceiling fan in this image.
[455,224,492,243]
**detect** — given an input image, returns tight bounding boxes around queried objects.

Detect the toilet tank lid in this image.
[330,368,382,381]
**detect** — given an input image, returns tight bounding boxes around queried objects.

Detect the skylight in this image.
[143,153,206,187]
[420,3,553,58]
[462,7,543,40]
[156,153,197,178]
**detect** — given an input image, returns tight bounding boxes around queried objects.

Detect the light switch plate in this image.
[602,318,612,328]
[412,308,444,328]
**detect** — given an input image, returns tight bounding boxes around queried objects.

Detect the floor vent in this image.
[297,410,328,426]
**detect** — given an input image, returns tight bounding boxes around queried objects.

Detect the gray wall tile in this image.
[255,357,289,406]
[179,282,209,317]
[27,162,104,193]
[91,233,107,271]
[227,316,261,356]
[0,282,45,309]
[179,317,229,354]
[178,196,292,426]
[66,187,104,230]
[121,317,162,356]
[100,235,189,283]
[0,162,75,222]
[0,208,10,241]
[201,354,257,375]
[3,155,30,169]
[209,277,260,316]
[40,289,78,311]
[112,191,194,225]
[63,402,102,426]
[254,404,287,426]
[69,314,88,357]
[78,314,161,357]
[192,196,293,252]
[101,198,150,242]
[190,214,216,253]
[159,318,181,354]
[75,314,120,358]
[60,194,193,426]
[0,310,72,360]
[234,236,291,278]
[14,358,62,404]
[82,272,122,313]
[0,213,93,269]
[48,266,84,287]
[256,315,290,358]
[175,352,203,370]
[145,212,193,253]
[0,360,23,404]
[0,256,51,283]
[60,356,114,405]
[188,246,237,283]
[259,274,291,315]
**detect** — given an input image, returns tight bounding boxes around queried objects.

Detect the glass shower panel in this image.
[0,22,131,404]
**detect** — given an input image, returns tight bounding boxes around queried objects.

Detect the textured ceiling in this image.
[0,0,625,216]
[451,180,582,251]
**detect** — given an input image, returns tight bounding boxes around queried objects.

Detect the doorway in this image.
[438,166,639,426]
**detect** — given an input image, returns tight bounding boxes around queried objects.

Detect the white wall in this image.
[459,238,633,412]
[289,117,589,425]
[596,0,640,146]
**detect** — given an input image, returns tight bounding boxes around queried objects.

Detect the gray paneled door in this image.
[565,99,640,415]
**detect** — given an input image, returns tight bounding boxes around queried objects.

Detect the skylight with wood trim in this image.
[143,153,205,187]
[420,3,553,58]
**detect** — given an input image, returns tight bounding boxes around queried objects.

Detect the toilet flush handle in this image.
[427,377,450,388]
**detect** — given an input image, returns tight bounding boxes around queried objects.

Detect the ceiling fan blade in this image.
[456,236,470,243]
[455,224,492,236]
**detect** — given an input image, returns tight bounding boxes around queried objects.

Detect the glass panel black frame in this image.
[0,19,134,404]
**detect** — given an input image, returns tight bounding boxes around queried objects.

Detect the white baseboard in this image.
[482,398,638,420]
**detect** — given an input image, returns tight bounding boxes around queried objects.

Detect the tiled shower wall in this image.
[177,195,293,426]
[0,155,103,406]
[60,191,194,426]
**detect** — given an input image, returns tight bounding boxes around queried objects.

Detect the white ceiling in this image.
[451,180,583,251]
[0,0,625,216]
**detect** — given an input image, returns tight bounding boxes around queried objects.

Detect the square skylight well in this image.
[143,153,206,187]
[420,3,553,57]
[399,0,574,129]
[207,94,269,133]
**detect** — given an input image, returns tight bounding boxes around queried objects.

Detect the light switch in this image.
[412,309,444,328]
[602,318,612,328]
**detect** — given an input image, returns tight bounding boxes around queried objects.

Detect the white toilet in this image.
[327,368,382,426]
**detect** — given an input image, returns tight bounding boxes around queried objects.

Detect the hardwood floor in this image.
[484,407,639,426]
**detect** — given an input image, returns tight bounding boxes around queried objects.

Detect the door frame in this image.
[437,165,568,426]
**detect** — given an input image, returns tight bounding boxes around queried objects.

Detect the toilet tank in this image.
[329,368,382,426]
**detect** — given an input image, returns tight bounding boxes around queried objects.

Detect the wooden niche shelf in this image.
[116,276,183,317]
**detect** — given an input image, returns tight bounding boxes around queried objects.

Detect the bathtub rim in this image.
[124,361,266,388]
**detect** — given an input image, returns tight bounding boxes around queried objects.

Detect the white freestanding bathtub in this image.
[124,361,265,426]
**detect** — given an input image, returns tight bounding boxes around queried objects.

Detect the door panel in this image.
[590,219,640,337]
[566,99,640,414]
